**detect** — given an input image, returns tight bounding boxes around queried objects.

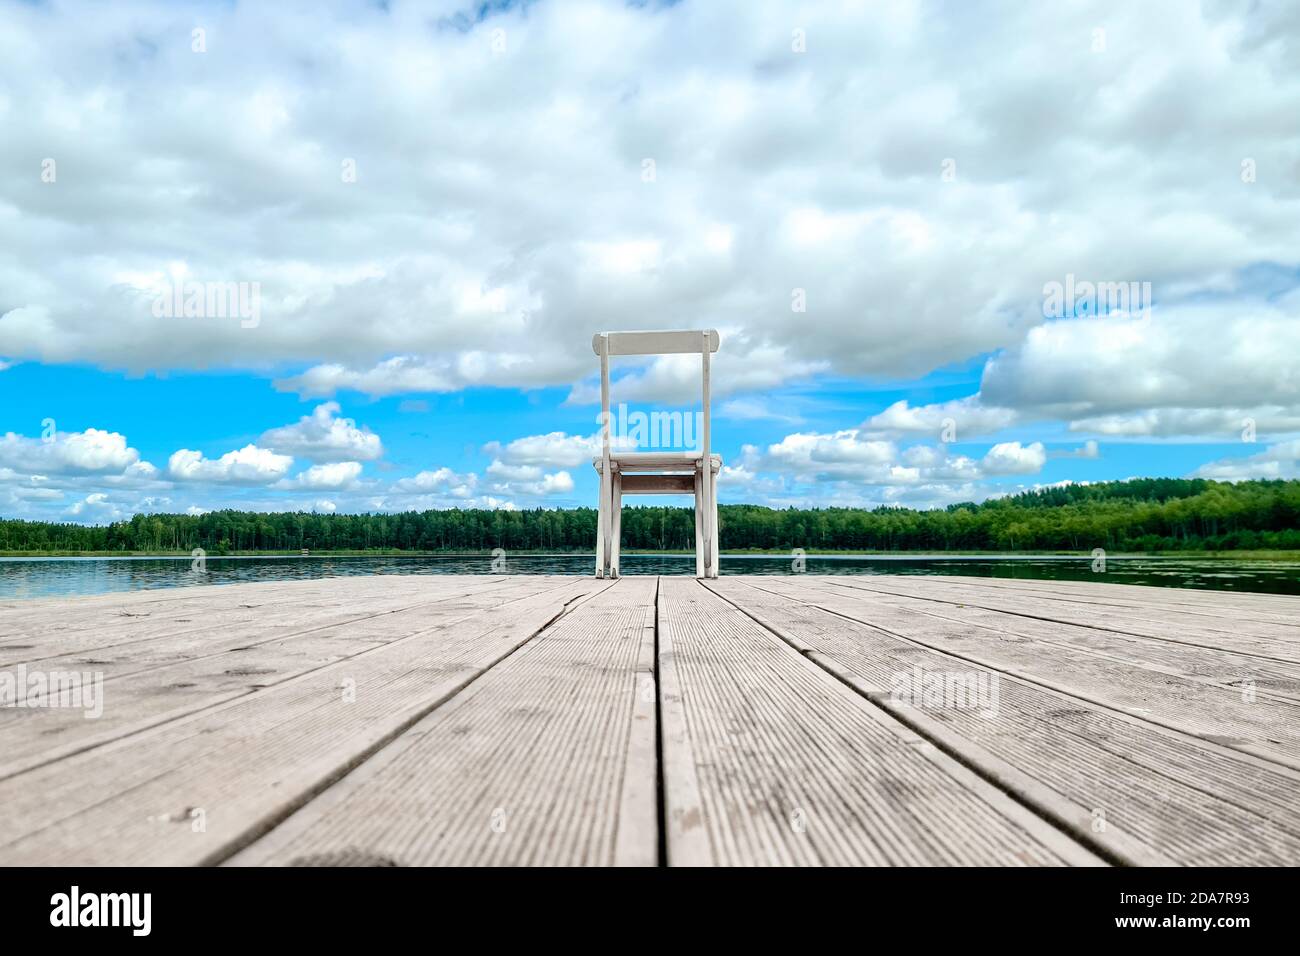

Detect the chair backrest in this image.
[592,329,720,464]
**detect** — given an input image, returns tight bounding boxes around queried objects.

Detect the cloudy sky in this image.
[2,0,1298,522]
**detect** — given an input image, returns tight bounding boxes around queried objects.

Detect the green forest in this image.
[3,478,1300,555]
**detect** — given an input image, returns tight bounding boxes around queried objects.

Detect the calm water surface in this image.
[3,554,1300,600]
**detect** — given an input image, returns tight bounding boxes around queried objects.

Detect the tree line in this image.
[2,478,1299,554]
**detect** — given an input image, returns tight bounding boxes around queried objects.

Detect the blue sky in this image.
[1,0,1298,522]
[0,354,1274,522]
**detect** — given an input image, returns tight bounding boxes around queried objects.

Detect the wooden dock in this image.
[2,573,1298,866]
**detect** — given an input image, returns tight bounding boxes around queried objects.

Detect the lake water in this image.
[2,553,1299,600]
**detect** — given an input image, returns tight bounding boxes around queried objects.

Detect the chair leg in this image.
[693,470,704,578]
[610,472,622,578]
[709,464,720,578]
[595,466,608,578]
[700,463,713,578]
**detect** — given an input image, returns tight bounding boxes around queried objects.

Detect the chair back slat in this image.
[591,329,720,356]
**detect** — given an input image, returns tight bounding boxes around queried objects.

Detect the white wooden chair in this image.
[593,330,721,579]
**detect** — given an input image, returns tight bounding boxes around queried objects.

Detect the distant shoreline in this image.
[3,548,1299,561]
[6,479,1299,557]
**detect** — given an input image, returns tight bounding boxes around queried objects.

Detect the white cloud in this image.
[748,428,1052,493]
[863,398,1020,440]
[66,492,129,520]
[858,296,1300,446]
[980,302,1300,416]
[7,0,1293,411]
[68,492,109,512]
[274,352,550,399]
[0,441,172,521]
[482,432,600,469]
[485,460,543,482]
[367,491,517,513]
[5,485,64,503]
[901,444,946,468]
[719,397,803,424]
[168,445,294,485]
[1052,440,1100,460]
[717,462,785,496]
[484,459,574,497]
[1192,440,1300,481]
[765,431,899,480]
[391,467,478,499]
[879,483,987,508]
[1069,407,1300,440]
[260,402,383,462]
[277,461,363,491]
[492,472,574,497]
[0,428,144,475]
[980,441,1048,475]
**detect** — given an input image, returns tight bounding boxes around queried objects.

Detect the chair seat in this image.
[593,451,721,473]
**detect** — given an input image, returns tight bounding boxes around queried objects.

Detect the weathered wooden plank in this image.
[796,581,1300,702]
[230,577,659,867]
[758,576,1300,772]
[825,575,1300,662]
[854,569,1300,629]
[0,577,608,865]
[0,577,564,779]
[711,577,1300,866]
[620,473,696,494]
[917,572,1300,619]
[860,572,1300,636]
[656,577,1101,866]
[0,577,356,630]
[0,574,513,657]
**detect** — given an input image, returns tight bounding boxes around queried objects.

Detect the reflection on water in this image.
[2,553,1299,600]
